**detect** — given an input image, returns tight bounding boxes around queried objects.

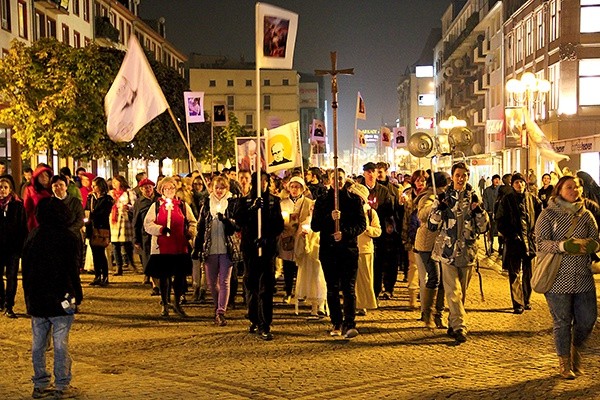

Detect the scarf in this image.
[209,191,232,218]
[555,197,585,215]
[111,189,125,223]
[0,194,12,214]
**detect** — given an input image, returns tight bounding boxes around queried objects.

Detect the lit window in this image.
[18,1,27,39]
[579,58,600,105]
[581,0,600,33]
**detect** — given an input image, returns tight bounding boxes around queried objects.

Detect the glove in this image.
[436,194,448,211]
[161,226,171,236]
[583,239,600,254]
[217,212,224,221]
[562,238,582,254]
[249,197,263,211]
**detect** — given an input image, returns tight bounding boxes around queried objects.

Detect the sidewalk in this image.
[1,240,599,399]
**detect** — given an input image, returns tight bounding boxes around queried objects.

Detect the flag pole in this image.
[352,117,358,175]
[255,5,263,256]
[185,122,193,172]
[315,52,353,235]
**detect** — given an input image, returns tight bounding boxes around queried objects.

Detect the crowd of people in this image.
[0,159,599,397]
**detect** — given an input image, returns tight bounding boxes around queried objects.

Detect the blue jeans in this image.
[545,290,597,356]
[31,315,74,390]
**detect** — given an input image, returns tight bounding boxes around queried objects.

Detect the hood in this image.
[33,165,53,180]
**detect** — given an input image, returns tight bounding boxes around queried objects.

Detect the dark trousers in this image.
[282,260,297,296]
[503,240,532,309]
[244,252,275,333]
[0,253,20,309]
[112,241,134,267]
[374,247,398,297]
[91,245,109,279]
[229,262,246,305]
[320,244,359,330]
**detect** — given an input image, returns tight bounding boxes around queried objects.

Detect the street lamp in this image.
[438,115,467,156]
[505,71,551,179]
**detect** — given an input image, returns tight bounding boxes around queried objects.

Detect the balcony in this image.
[34,0,69,15]
[95,16,120,45]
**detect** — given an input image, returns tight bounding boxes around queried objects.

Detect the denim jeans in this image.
[31,315,74,390]
[545,290,597,356]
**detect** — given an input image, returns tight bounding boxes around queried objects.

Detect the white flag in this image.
[256,3,298,69]
[105,35,169,142]
[265,121,299,173]
[356,92,366,120]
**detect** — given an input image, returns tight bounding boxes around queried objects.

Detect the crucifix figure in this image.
[315,52,354,237]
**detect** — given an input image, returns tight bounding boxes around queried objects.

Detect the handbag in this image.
[90,228,110,248]
[531,213,581,293]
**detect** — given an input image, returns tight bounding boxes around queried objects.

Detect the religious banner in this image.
[212,103,228,126]
[393,127,407,147]
[236,137,266,173]
[357,129,366,148]
[105,35,169,142]
[255,3,299,69]
[504,106,524,148]
[184,92,205,124]
[265,121,299,173]
[310,119,326,142]
[356,92,366,120]
[381,126,392,147]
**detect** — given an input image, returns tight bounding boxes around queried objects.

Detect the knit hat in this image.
[348,183,370,204]
[288,176,306,188]
[511,173,526,185]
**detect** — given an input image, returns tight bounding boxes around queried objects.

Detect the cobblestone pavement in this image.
[1,244,600,399]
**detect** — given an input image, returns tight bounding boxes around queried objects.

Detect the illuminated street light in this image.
[505,72,551,109]
[439,115,467,131]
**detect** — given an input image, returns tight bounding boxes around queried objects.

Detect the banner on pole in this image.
[236,137,266,173]
[357,129,366,148]
[265,121,299,173]
[212,103,228,127]
[105,35,169,142]
[393,127,407,147]
[310,119,326,142]
[184,92,205,123]
[256,3,298,69]
[356,92,366,120]
[381,126,392,147]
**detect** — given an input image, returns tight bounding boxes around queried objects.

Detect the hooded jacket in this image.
[23,165,53,231]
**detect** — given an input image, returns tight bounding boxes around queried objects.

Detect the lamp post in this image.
[505,72,551,178]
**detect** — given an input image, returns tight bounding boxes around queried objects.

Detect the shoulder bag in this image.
[531,213,580,293]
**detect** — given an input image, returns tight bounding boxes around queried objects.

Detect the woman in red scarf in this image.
[144,177,197,317]
[23,164,53,231]
[109,175,136,276]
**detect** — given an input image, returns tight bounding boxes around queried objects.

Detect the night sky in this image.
[139,0,450,152]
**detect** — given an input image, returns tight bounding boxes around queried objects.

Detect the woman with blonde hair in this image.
[109,175,136,276]
[535,175,598,379]
[144,177,197,317]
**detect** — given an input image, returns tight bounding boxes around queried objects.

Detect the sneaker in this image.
[356,309,367,316]
[260,331,273,341]
[524,304,532,310]
[173,304,187,317]
[344,328,359,339]
[160,306,169,317]
[249,323,257,333]
[99,277,109,287]
[54,386,81,399]
[317,310,326,318]
[4,308,17,319]
[330,325,342,337]
[31,386,53,399]
[215,314,227,326]
[379,292,391,300]
[454,328,467,343]
[89,278,101,286]
[514,307,524,315]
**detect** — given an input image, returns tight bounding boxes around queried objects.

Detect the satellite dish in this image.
[407,132,434,158]
[448,127,474,149]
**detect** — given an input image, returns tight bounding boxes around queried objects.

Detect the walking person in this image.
[0,175,27,318]
[535,175,599,379]
[538,173,554,209]
[22,197,83,399]
[236,171,284,340]
[414,172,449,329]
[312,169,366,338]
[132,178,160,295]
[85,177,113,287]
[496,173,542,314]
[482,174,501,254]
[194,176,240,326]
[189,175,209,302]
[428,162,489,343]
[144,177,197,317]
[109,175,137,276]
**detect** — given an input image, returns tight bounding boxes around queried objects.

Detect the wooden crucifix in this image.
[315,51,354,237]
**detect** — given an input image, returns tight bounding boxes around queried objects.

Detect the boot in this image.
[173,302,187,317]
[421,288,437,329]
[558,355,576,379]
[571,345,584,375]
[191,286,200,303]
[434,313,447,329]
[113,266,123,276]
[408,288,419,310]
[160,305,169,317]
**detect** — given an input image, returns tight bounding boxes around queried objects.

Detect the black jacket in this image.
[133,193,160,246]
[496,191,541,255]
[85,193,113,233]
[0,197,28,256]
[312,186,366,250]
[22,198,83,317]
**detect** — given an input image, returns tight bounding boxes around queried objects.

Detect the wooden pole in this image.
[315,52,353,235]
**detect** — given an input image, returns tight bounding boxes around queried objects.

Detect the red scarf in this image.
[0,194,12,213]
[111,189,125,223]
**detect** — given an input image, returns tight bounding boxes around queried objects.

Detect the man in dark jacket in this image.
[133,178,160,293]
[312,168,366,338]
[495,173,542,314]
[236,171,284,340]
[494,173,513,259]
[482,174,501,254]
[22,197,83,399]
